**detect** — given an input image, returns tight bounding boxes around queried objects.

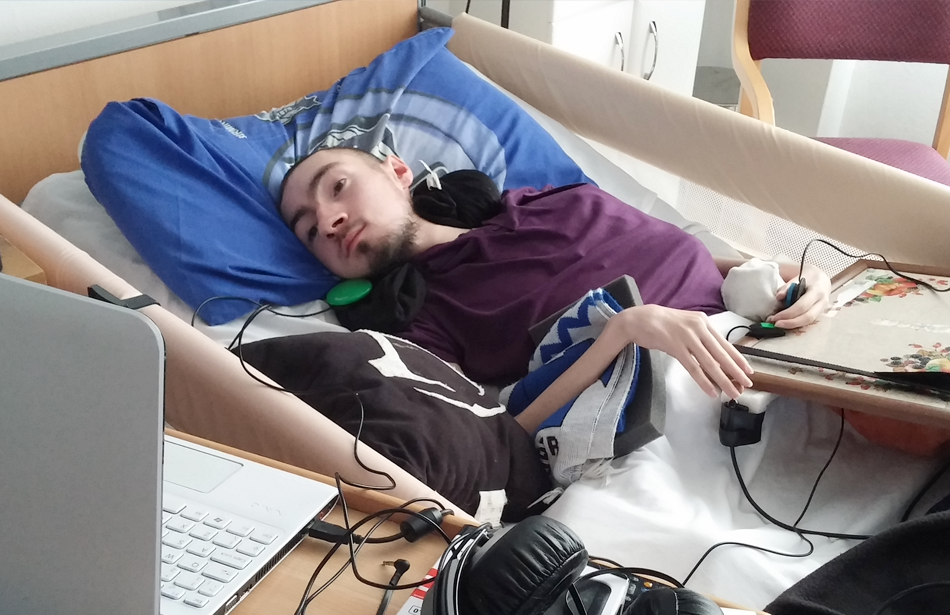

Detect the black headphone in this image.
[328,169,503,334]
[421,516,725,615]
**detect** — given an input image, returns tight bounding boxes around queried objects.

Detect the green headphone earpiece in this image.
[326,278,373,307]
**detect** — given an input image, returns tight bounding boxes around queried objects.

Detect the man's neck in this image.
[413,220,469,254]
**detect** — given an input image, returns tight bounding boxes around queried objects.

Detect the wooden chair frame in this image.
[731,0,950,158]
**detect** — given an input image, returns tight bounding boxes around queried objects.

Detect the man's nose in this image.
[319,210,347,237]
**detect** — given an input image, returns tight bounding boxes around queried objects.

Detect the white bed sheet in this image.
[18,66,944,613]
[544,311,946,610]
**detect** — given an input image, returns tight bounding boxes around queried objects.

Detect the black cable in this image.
[799,238,949,294]
[565,584,589,615]
[792,411,845,527]
[579,565,685,590]
[375,559,410,615]
[342,496,452,591]
[730,446,871,540]
[227,300,333,351]
[228,302,268,350]
[683,414,858,585]
[871,581,950,615]
[900,456,950,521]
[189,295,262,327]
[726,324,751,342]
[297,496,449,612]
[190,294,334,329]
[295,502,453,614]
[294,517,378,615]
[682,537,814,586]
[306,518,407,545]
[296,507,401,615]
[228,302,401,492]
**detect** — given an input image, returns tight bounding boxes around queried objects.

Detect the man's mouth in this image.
[344,227,363,257]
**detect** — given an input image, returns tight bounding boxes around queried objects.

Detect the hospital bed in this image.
[1,0,949,610]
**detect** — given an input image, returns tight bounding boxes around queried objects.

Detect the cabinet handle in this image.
[644,20,658,80]
[614,31,626,72]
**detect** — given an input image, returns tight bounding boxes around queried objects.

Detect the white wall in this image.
[759,58,833,137]
[697,0,732,69]
[696,0,947,145]
[838,61,947,144]
[0,1,200,47]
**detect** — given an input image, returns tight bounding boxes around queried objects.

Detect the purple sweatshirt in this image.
[401,184,725,385]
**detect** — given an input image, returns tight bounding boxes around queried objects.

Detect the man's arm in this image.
[515,304,754,433]
[713,256,832,329]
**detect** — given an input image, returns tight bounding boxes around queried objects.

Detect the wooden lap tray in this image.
[738,260,950,455]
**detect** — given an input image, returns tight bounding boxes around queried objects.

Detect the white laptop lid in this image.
[0,275,340,615]
[0,274,165,614]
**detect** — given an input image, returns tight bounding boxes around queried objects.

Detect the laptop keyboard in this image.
[159,492,282,611]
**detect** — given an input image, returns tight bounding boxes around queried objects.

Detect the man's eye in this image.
[333,178,346,196]
[307,226,317,241]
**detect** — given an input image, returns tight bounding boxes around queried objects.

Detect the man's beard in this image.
[357,217,419,278]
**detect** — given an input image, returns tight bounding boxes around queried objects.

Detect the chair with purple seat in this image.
[732,0,950,187]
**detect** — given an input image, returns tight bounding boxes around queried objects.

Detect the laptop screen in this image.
[0,274,165,614]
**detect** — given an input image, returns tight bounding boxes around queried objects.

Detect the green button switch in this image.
[760,322,776,328]
[326,279,372,306]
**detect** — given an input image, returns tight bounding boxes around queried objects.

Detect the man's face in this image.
[279,149,417,279]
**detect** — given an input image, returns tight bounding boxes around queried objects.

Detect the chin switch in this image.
[748,322,786,339]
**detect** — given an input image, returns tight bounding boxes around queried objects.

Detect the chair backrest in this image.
[732,0,950,156]
[748,0,950,64]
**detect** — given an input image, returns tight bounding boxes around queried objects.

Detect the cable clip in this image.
[748,322,786,339]
[420,160,442,190]
[88,284,159,310]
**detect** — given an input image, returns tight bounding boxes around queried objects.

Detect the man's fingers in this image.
[680,339,746,400]
[699,329,753,389]
[773,295,827,328]
[702,354,744,400]
[710,327,755,377]
[769,299,807,324]
[680,354,719,398]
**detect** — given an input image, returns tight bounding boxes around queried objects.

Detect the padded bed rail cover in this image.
[447,13,950,269]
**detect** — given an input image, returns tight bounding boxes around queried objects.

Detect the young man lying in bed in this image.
[278,146,833,430]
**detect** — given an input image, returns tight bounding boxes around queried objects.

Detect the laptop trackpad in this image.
[164,441,243,493]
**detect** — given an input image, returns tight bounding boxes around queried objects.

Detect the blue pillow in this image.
[82,28,591,325]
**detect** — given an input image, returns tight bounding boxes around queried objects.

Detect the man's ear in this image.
[385,155,414,190]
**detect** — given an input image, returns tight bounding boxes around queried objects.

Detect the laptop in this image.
[0,273,338,614]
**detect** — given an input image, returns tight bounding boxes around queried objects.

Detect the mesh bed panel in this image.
[676,179,862,277]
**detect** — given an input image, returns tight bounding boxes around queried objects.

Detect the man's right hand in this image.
[514,304,754,433]
[609,305,754,400]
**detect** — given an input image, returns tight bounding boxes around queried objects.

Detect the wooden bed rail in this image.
[0,0,418,204]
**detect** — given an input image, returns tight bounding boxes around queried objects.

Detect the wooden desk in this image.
[0,234,45,284]
[170,431,468,615]
[172,432,767,615]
